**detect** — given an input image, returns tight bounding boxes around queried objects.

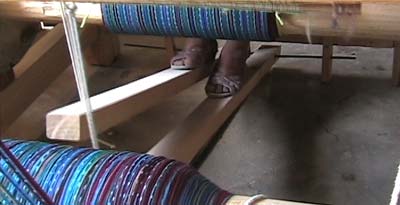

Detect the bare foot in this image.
[206,40,250,98]
[170,38,218,69]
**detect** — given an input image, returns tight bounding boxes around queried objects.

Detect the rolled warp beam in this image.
[3,2,400,42]
[101,4,279,41]
[0,140,317,205]
[0,140,231,204]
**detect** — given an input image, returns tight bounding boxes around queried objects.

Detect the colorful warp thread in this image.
[0,140,232,205]
[101,4,279,41]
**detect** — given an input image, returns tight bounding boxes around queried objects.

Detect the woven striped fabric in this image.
[101,4,278,41]
[0,140,232,205]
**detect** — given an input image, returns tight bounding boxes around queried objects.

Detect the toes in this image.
[171,57,185,66]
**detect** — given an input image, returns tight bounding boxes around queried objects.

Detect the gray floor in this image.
[103,42,400,205]
[198,44,400,205]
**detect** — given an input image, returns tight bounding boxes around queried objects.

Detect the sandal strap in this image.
[209,72,242,93]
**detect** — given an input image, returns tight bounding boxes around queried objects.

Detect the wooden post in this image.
[164,37,176,65]
[392,42,400,86]
[0,24,104,133]
[84,27,120,66]
[148,46,281,163]
[321,41,333,83]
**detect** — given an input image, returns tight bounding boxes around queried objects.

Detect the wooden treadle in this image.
[148,46,281,163]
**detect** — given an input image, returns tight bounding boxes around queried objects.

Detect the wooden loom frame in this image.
[0,2,399,204]
[0,25,318,205]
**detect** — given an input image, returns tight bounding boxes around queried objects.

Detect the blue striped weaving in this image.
[101,4,278,41]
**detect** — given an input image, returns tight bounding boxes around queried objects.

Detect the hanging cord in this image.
[390,163,400,205]
[244,194,267,205]
[59,1,99,149]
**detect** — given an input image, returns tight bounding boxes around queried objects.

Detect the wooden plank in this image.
[321,41,333,83]
[3,2,400,43]
[84,27,120,66]
[0,2,102,24]
[164,37,177,65]
[46,67,209,141]
[278,3,400,42]
[393,42,400,86]
[147,46,280,163]
[277,35,395,48]
[0,24,100,133]
[6,44,169,140]
[4,66,94,140]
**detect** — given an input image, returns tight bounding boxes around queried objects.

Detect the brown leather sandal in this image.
[205,46,250,98]
[205,72,242,98]
[170,41,218,70]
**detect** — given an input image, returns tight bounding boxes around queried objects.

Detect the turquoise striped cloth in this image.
[101,4,278,41]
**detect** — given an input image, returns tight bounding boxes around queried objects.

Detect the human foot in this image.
[170,38,218,70]
[205,41,250,98]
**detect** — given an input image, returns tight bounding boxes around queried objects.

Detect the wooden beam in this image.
[0,2,102,24]
[278,3,400,43]
[46,67,209,141]
[147,46,280,163]
[84,26,120,66]
[321,41,333,83]
[4,66,94,140]
[0,24,102,133]
[2,2,400,43]
[393,42,400,86]
[6,42,169,140]
[164,37,177,65]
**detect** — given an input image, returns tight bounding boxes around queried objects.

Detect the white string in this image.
[244,194,267,205]
[390,163,400,205]
[59,0,99,149]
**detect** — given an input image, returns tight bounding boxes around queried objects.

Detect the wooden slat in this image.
[46,67,209,141]
[2,2,400,45]
[0,24,68,133]
[393,42,400,86]
[4,66,94,140]
[321,41,333,83]
[147,46,280,163]
[0,24,101,133]
[278,3,400,42]
[164,37,177,64]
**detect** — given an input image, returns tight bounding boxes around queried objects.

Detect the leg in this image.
[170,38,218,69]
[206,40,250,98]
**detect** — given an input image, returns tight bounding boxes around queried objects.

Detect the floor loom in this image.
[1,1,400,204]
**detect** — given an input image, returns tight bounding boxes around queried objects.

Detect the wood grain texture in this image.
[0,24,101,133]
[147,46,280,163]
[1,1,400,44]
[393,42,400,86]
[321,41,333,83]
[46,67,209,141]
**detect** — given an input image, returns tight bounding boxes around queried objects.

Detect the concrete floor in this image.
[102,42,400,205]
[198,44,400,205]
